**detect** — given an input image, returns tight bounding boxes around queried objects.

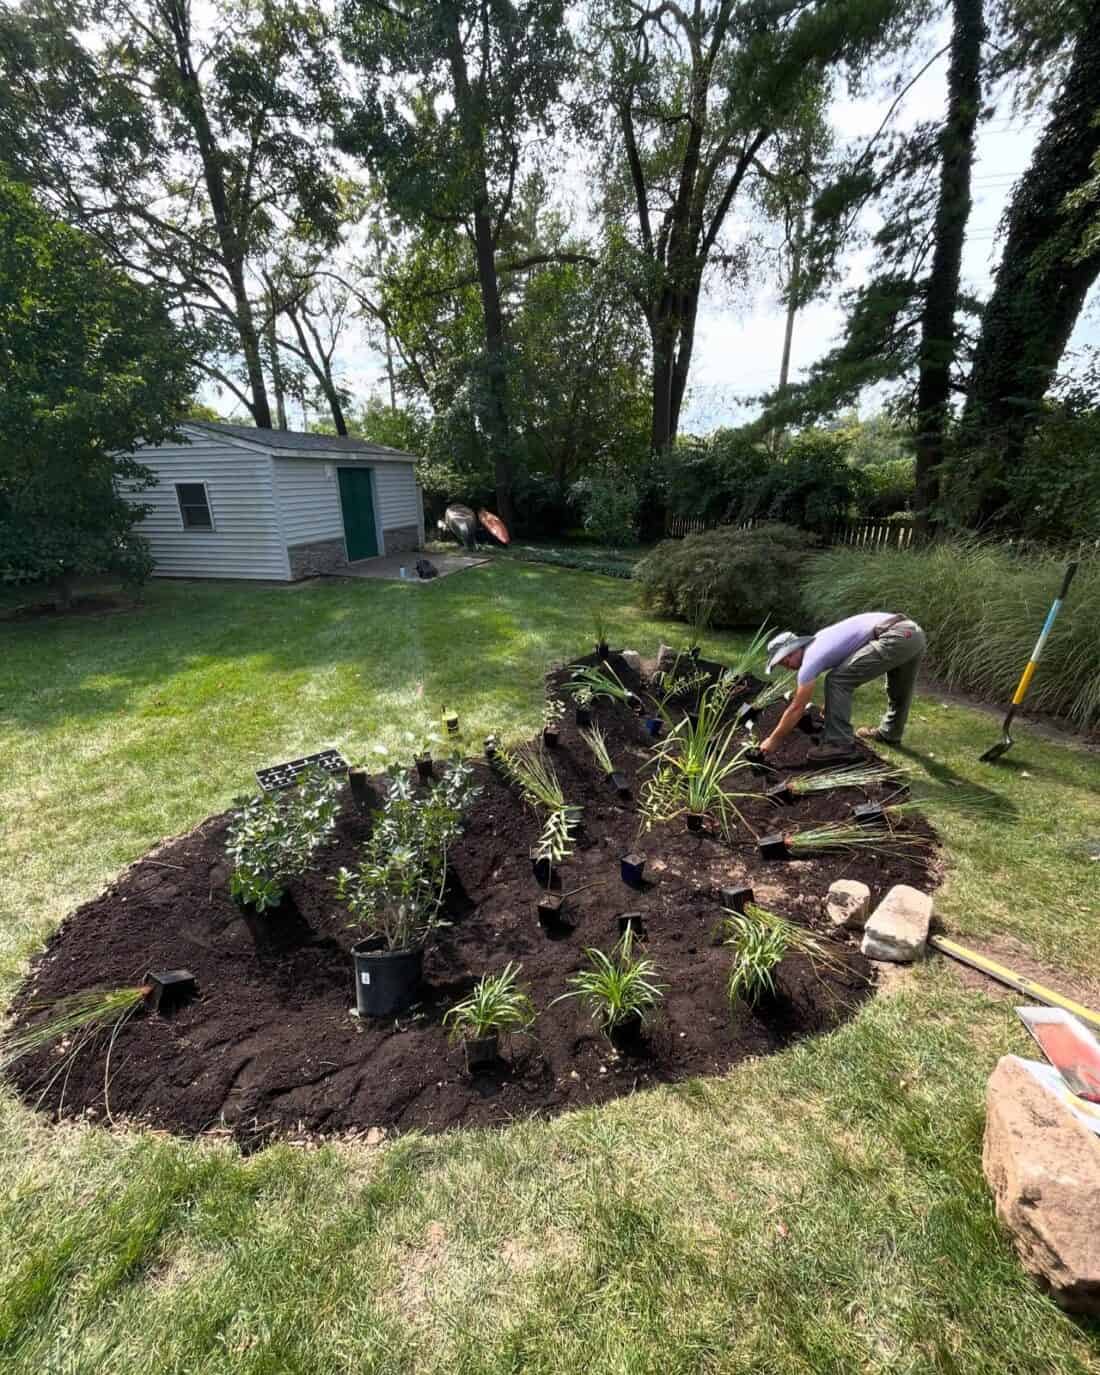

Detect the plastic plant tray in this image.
[255,748,349,792]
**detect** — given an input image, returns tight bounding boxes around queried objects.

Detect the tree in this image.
[337,0,575,527]
[0,0,343,429]
[586,0,910,480]
[960,1,1100,524]
[0,179,195,603]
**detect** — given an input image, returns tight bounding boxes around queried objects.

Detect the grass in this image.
[1,562,1099,1371]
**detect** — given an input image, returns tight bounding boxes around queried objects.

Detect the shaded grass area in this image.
[1,564,1099,1372]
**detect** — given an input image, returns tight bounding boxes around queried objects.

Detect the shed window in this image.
[175,482,213,530]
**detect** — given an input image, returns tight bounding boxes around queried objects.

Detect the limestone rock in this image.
[983,1055,1100,1314]
[656,643,678,671]
[861,884,931,961]
[825,879,871,931]
[620,650,642,673]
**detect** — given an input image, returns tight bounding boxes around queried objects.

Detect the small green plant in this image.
[641,680,753,832]
[496,743,582,875]
[592,608,610,648]
[444,963,536,1042]
[686,586,715,648]
[573,684,594,711]
[717,904,846,975]
[226,766,342,911]
[724,914,788,1007]
[334,760,480,951]
[791,763,907,796]
[555,931,665,1034]
[542,697,565,731]
[580,725,615,776]
[566,663,637,708]
[746,671,796,714]
[0,985,149,1096]
[786,822,925,856]
[723,622,773,681]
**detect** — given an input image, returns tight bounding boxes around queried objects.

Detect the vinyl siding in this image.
[274,456,420,552]
[373,463,420,532]
[124,438,289,580]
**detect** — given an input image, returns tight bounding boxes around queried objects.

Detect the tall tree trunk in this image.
[266,301,289,430]
[913,0,984,538]
[961,4,1100,525]
[446,8,514,529]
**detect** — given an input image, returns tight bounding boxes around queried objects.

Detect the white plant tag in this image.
[360,972,371,985]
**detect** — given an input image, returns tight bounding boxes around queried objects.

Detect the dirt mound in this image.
[5,652,939,1148]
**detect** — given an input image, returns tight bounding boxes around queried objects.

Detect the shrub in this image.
[801,540,1100,727]
[741,429,869,534]
[634,523,813,628]
[571,470,640,547]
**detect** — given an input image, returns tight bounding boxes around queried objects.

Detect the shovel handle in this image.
[1011,562,1078,707]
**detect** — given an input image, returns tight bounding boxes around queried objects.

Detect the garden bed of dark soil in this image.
[6,651,941,1148]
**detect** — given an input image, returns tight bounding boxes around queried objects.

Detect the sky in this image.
[216,29,1099,436]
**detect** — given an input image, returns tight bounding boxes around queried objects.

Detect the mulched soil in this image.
[5,650,941,1148]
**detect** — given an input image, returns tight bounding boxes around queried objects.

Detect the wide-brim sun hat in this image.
[765,630,814,676]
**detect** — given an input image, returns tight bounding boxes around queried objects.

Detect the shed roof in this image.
[184,420,417,463]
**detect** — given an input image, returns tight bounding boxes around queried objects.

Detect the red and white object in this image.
[1017,1007,1100,1103]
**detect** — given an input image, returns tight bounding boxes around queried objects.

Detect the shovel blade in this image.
[980,737,1013,763]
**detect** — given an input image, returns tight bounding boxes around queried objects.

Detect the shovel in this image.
[980,561,1077,762]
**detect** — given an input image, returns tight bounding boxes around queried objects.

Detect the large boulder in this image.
[861,884,931,962]
[825,879,871,931]
[983,1055,1100,1314]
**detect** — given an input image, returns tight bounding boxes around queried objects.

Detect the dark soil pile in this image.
[6,650,940,1148]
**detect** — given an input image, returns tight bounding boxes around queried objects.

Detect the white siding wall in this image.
[373,463,420,532]
[274,458,343,543]
[125,438,290,580]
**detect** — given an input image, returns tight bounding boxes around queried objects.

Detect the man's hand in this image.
[758,680,816,757]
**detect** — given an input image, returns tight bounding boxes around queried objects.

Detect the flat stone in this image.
[983,1055,1100,1314]
[621,650,642,672]
[861,884,931,962]
[656,643,678,671]
[825,879,871,931]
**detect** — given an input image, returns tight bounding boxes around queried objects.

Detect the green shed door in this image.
[337,467,379,561]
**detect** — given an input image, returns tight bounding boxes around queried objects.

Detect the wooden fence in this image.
[664,513,915,549]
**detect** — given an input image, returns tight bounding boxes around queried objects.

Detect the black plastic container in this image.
[757,832,792,861]
[853,802,888,828]
[351,940,424,1017]
[609,1013,643,1051]
[608,771,631,799]
[620,852,647,886]
[744,746,770,777]
[531,849,552,885]
[575,705,592,728]
[543,727,559,749]
[767,781,796,807]
[348,765,374,813]
[625,691,643,715]
[537,893,564,926]
[144,968,197,1013]
[415,755,434,783]
[795,709,821,736]
[719,884,754,914]
[596,641,610,660]
[685,811,705,833]
[643,716,663,738]
[464,1033,499,1070]
[617,912,646,939]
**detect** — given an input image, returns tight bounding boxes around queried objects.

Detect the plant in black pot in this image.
[567,663,642,715]
[580,725,630,798]
[443,962,536,1070]
[553,930,665,1050]
[573,685,594,728]
[542,697,565,749]
[592,608,611,661]
[335,761,480,1018]
[226,766,342,916]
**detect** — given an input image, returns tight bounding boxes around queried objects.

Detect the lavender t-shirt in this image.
[797,613,891,685]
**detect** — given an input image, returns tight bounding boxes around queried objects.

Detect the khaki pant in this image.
[822,619,927,746]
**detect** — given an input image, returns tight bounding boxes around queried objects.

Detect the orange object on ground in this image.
[478,509,510,545]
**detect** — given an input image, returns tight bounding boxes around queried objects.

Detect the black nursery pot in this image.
[464,1033,499,1070]
[719,884,754,914]
[531,849,552,885]
[609,1013,644,1050]
[543,727,559,749]
[744,747,770,777]
[575,705,592,727]
[608,770,631,799]
[596,640,610,660]
[143,968,197,1013]
[757,832,792,861]
[852,802,888,828]
[618,911,645,939]
[537,893,564,927]
[620,852,647,886]
[643,716,663,738]
[348,765,372,812]
[685,810,705,833]
[351,940,424,1017]
[625,691,643,715]
[767,781,796,807]
[415,754,434,783]
[443,710,460,737]
[796,709,820,736]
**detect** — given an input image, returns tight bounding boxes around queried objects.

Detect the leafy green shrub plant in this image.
[226,766,342,912]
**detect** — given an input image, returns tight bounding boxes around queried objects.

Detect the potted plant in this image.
[347,764,375,813]
[574,685,594,728]
[335,761,480,1017]
[567,664,642,714]
[443,962,535,1069]
[724,914,788,1008]
[592,609,610,661]
[226,766,342,917]
[620,851,647,886]
[441,706,460,738]
[580,726,630,798]
[757,822,925,862]
[554,931,665,1049]
[493,742,581,890]
[617,912,645,939]
[542,697,565,748]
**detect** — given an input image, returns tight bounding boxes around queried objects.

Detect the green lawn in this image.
[1,564,1098,1373]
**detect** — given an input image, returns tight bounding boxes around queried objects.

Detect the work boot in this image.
[805,743,863,765]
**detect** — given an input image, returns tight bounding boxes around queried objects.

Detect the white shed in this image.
[127,421,425,581]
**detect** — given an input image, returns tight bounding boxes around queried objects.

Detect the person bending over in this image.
[758,613,926,764]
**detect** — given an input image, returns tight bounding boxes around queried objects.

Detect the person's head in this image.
[765,630,814,676]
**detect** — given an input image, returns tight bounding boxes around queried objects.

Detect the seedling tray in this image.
[256,748,348,792]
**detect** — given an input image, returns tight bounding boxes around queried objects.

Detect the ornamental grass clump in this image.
[791,763,908,796]
[580,725,615,776]
[226,765,342,911]
[556,931,665,1037]
[723,621,773,682]
[786,821,926,857]
[566,663,639,709]
[724,914,787,1007]
[444,963,536,1045]
[641,680,753,834]
[334,760,479,952]
[0,985,149,1076]
[495,743,582,874]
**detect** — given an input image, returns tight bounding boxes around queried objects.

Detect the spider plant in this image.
[444,962,536,1044]
[786,822,927,856]
[566,663,639,709]
[790,763,908,796]
[554,931,665,1035]
[0,985,149,1077]
[724,913,788,1007]
[580,725,615,776]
